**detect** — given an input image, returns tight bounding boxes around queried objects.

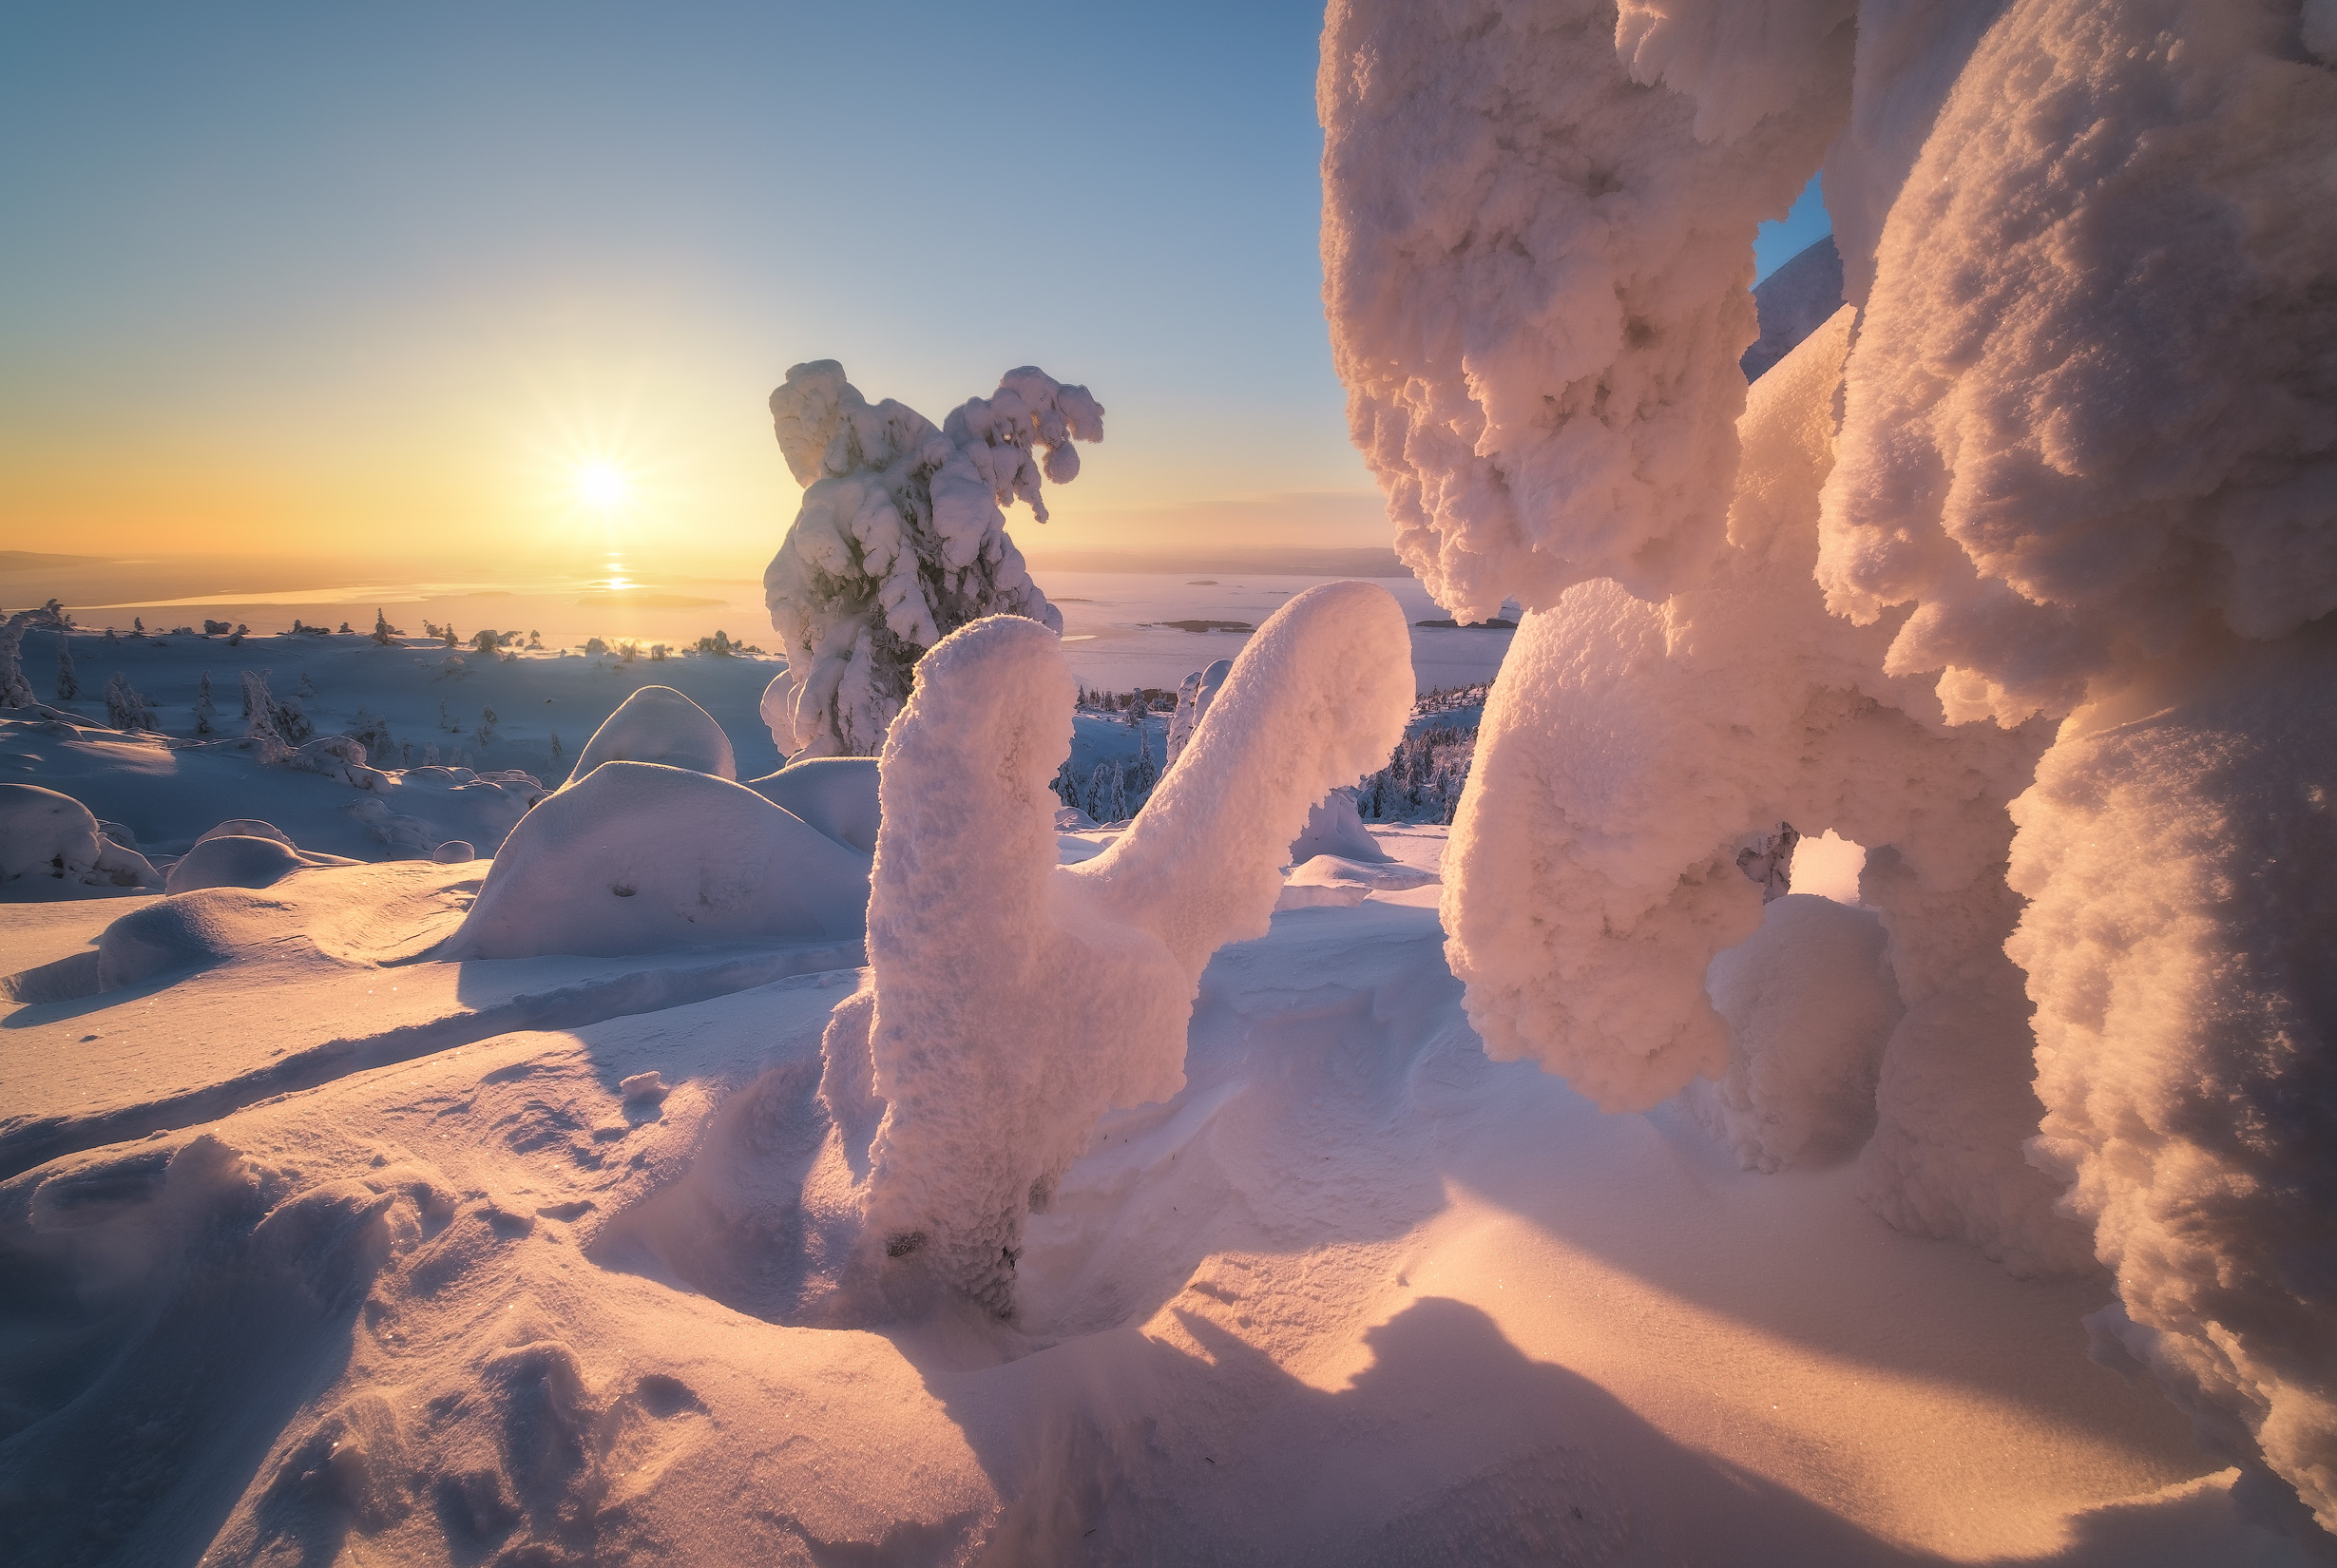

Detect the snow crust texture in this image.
[1319,0,1851,621]
[837,583,1413,1317]
[761,362,1100,759]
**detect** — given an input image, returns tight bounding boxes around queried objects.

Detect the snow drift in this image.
[0,782,156,895]
[828,582,1414,1318]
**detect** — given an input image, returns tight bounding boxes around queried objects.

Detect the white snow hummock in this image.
[827,581,1414,1318]
[566,683,737,782]
[164,832,356,895]
[742,755,880,855]
[446,761,872,960]
[761,361,1101,759]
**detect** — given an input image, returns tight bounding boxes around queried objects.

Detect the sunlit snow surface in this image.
[0,822,2311,1566]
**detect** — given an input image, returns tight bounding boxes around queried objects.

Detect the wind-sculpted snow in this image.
[742,755,880,855]
[1318,0,1850,621]
[1817,0,2337,727]
[163,832,354,895]
[833,583,1412,1317]
[566,683,737,783]
[447,761,871,961]
[761,361,1101,758]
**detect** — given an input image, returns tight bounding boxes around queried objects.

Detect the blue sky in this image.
[0,2,1829,570]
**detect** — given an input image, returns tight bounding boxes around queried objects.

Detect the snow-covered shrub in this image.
[103,672,157,732]
[566,685,736,785]
[52,638,77,701]
[446,761,872,960]
[825,582,1412,1319]
[760,360,1102,758]
[0,783,155,892]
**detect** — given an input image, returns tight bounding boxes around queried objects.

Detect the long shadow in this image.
[929,1293,1947,1567]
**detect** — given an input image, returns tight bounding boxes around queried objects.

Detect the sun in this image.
[574,460,631,511]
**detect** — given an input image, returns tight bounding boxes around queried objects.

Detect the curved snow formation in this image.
[833,583,1413,1318]
[0,783,156,894]
[567,684,737,783]
[743,755,881,855]
[761,361,1102,759]
[447,761,872,960]
[1328,0,2337,1529]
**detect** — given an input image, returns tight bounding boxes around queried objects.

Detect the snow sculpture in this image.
[1168,654,1390,867]
[826,582,1412,1318]
[1328,0,2337,1528]
[0,605,68,710]
[446,761,872,960]
[1319,0,1851,621]
[0,783,155,892]
[565,684,737,784]
[761,361,1102,759]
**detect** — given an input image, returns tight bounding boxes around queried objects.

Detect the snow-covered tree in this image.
[295,671,316,699]
[760,360,1103,758]
[132,618,144,637]
[443,623,458,648]
[548,730,564,764]
[52,638,78,701]
[0,605,67,709]
[239,670,312,747]
[103,672,156,731]
[371,609,396,646]
[193,672,217,736]
[471,628,499,654]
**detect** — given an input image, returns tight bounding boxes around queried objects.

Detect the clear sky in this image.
[1,3,1829,578]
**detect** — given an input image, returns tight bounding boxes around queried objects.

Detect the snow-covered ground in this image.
[0,821,2308,1566]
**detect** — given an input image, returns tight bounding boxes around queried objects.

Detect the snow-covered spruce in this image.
[760,361,1101,759]
[830,582,1412,1319]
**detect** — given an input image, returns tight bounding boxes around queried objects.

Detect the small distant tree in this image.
[104,672,156,731]
[132,617,144,637]
[527,629,542,649]
[549,730,565,764]
[194,671,218,735]
[350,708,393,760]
[295,671,316,699]
[761,360,1101,756]
[103,627,120,644]
[696,630,734,658]
[584,637,608,658]
[477,706,499,744]
[443,623,458,648]
[471,628,499,654]
[423,742,439,765]
[336,621,353,635]
[53,637,79,700]
[372,609,397,645]
[649,643,667,661]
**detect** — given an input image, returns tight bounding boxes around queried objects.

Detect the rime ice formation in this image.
[447,761,872,960]
[1319,0,1851,621]
[1328,0,2337,1528]
[567,684,737,783]
[830,583,1413,1317]
[761,361,1101,759]
[1816,2,2337,729]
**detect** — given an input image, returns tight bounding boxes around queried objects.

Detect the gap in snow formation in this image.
[1791,829,1865,905]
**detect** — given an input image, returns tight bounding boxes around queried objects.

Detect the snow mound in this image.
[163,833,355,895]
[447,760,872,960]
[195,818,296,850]
[828,582,1414,1318]
[567,684,737,783]
[1288,788,1391,866]
[1285,853,1435,896]
[1685,893,1900,1172]
[742,755,880,854]
[430,839,475,863]
[0,782,156,895]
